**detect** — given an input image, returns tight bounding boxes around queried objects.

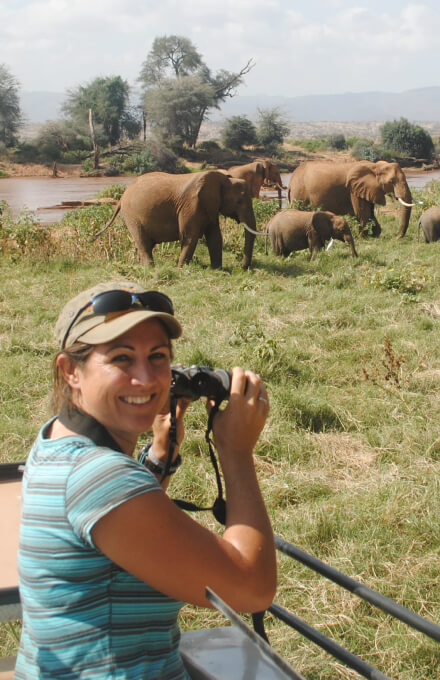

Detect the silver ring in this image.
[258,396,268,404]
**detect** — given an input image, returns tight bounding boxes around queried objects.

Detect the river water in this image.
[1,169,440,224]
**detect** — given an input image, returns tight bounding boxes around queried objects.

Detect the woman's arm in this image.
[92,368,277,613]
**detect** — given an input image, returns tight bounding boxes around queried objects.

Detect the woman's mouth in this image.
[121,395,153,405]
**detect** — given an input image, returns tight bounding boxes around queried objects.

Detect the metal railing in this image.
[254,534,440,679]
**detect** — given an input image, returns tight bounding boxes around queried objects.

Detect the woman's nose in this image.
[131,361,156,386]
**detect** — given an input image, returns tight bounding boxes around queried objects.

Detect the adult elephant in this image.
[225,160,286,199]
[288,160,415,238]
[96,170,258,269]
[267,209,358,260]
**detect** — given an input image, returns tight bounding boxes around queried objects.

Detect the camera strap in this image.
[171,399,226,525]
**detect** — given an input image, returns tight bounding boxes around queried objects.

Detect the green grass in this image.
[1,186,440,678]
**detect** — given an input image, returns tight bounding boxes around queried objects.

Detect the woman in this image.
[16,280,276,679]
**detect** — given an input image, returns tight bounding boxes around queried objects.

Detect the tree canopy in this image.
[62,76,141,146]
[221,115,257,151]
[380,118,434,160]
[256,107,290,152]
[139,35,253,149]
[0,63,22,147]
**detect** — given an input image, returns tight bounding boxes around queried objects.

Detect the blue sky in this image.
[1,0,440,97]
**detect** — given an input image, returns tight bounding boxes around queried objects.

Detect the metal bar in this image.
[275,536,440,643]
[0,462,25,480]
[206,588,307,680]
[270,602,391,680]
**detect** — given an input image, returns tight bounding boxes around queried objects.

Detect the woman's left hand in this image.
[151,396,192,463]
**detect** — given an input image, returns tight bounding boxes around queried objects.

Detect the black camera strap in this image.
[171,399,226,525]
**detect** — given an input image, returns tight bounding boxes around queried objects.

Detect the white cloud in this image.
[1,0,440,95]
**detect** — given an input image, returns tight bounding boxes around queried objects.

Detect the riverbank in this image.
[0,162,84,177]
[1,156,436,179]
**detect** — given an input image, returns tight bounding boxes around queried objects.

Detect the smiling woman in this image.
[15,279,276,680]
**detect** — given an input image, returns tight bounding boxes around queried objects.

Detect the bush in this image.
[328,133,346,150]
[197,140,221,152]
[96,184,127,200]
[380,118,434,160]
[221,115,257,151]
[122,149,157,175]
[351,139,383,162]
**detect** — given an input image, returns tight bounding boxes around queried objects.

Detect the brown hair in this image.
[51,342,95,414]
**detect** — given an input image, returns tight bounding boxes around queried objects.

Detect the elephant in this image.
[224,160,286,201]
[418,206,440,242]
[288,160,415,238]
[95,170,258,269]
[266,209,358,260]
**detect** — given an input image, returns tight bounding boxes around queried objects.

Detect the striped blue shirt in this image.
[16,420,190,679]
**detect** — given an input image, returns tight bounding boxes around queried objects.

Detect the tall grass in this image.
[1,186,440,678]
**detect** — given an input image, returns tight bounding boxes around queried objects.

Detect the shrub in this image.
[380,118,434,160]
[351,139,382,162]
[221,115,257,151]
[197,140,221,152]
[328,133,346,150]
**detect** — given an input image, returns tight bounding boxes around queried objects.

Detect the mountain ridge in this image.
[20,87,440,138]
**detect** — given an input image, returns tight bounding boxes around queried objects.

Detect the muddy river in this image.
[1,170,439,224]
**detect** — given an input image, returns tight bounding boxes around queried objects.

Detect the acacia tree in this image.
[139,35,253,149]
[256,107,290,152]
[63,76,141,146]
[0,64,22,147]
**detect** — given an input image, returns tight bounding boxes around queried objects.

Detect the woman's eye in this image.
[150,352,169,362]
[111,353,131,363]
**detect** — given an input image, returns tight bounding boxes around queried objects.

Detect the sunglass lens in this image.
[92,290,133,315]
[138,291,174,315]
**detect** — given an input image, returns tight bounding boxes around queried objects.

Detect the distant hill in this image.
[212,87,440,124]
[20,86,440,140]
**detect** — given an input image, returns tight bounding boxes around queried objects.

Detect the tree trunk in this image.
[88,108,100,170]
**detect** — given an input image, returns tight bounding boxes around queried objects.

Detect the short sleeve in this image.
[65,447,161,548]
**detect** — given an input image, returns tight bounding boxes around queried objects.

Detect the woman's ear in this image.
[56,353,81,390]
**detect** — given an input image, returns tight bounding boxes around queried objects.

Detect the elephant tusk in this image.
[243,223,267,236]
[326,238,334,251]
[397,197,416,207]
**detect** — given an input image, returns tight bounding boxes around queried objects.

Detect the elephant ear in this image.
[346,163,386,206]
[305,221,323,250]
[191,170,225,223]
[312,211,332,242]
[253,161,265,179]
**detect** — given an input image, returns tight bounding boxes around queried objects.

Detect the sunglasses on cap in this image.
[61,289,174,350]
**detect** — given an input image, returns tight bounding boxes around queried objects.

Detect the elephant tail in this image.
[89,202,121,243]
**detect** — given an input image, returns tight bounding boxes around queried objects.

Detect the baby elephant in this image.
[267,209,358,260]
[418,206,440,242]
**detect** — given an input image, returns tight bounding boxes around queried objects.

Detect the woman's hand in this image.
[209,367,269,463]
[151,396,192,462]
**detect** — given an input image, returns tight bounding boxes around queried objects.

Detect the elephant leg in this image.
[126,219,155,266]
[205,225,223,269]
[178,236,199,267]
[371,215,382,237]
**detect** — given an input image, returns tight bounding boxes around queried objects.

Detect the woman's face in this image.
[65,319,172,454]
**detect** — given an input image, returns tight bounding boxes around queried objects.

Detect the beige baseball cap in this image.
[55,280,182,349]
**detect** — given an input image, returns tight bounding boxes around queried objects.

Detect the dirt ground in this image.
[2,162,84,177]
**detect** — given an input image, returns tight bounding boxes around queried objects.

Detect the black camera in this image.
[171,365,231,403]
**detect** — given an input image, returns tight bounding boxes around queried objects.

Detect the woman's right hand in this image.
[209,367,269,464]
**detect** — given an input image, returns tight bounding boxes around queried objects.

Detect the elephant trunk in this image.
[344,234,358,257]
[242,212,257,269]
